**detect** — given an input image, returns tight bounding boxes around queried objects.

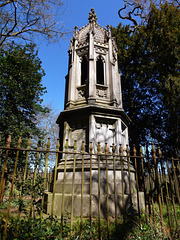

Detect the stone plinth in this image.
[45,192,145,218]
[45,157,145,217]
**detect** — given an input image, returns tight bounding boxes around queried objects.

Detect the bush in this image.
[0,215,69,240]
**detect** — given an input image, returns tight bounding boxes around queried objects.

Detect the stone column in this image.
[108,37,115,104]
[88,31,95,104]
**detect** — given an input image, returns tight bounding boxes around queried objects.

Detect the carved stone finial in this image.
[106,24,111,39]
[88,8,97,23]
[69,38,73,50]
[73,26,79,40]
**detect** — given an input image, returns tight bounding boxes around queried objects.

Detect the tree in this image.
[0,43,49,145]
[0,0,66,48]
[36,104,59,149]
[145,3,180,153]
[112,2,180,154]
[118,0,180,28]
[35,104,59,168]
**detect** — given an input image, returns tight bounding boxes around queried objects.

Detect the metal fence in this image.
[0,134,179,239]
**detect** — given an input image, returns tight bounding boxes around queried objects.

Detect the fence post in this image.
[112,143,117,228]
[166,159,179,229]
[127,145,132,207]
[140,145,148,223]
[18,135,32,220]
[158,168,164,205]
[3,136,22,240]
[40,138,51,221]
[60,139,68,237]
[23,136,32,184]
[80,140,85,238]
[51,138,60,216]
[105,143,109,239]
[146,146,156,224]
[159,147,172,232]
[89,141,93,228]
[152,143,164,232]
[120,144,125,222]
[133,145,141,226]
[97,142,101,240]
[172,157,180,204]
[29,139,41,219]
[0,167,7,202]
[0,134,11,201]
[70,140,77,231]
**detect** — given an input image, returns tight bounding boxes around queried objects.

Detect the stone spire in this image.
[88,8,97,23]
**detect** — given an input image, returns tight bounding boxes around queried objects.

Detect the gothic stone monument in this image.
[45,9,144,217]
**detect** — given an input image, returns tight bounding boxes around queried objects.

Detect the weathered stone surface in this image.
[45,192,145,218]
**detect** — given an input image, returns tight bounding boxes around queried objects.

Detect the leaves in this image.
[0,44,48,145]
[113,2,180,152]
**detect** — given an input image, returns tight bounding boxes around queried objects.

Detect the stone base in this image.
[45,157,145,217]
[44,192,145,218]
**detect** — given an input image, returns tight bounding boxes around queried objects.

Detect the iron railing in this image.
[0,134,179,239]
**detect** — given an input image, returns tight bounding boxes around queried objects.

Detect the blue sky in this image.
[38,0,127,112]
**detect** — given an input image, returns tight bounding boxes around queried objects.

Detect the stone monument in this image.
[45,9,143,217]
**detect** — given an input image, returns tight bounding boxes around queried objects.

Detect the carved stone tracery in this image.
[77,85,88,98]
[96,84,107,98]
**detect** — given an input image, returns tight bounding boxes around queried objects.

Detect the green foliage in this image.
[70,218,98,239]
[0,43,49,145]
[126,222,164,240]
[0,44,48,181]
[112,2,180,153]
[1,213,179,240]
[0,44,49,182]
[0,173,44,215]
[0,216,65,240]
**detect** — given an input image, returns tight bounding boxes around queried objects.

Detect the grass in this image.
[0,206,179,240]
[0,186,179,239]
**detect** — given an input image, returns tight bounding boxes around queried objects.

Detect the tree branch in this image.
[0,1,17,46]
[118,3,141,26]
[0,0,67,48]
[0,0,14,8]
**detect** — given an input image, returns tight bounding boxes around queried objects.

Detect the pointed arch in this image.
[81,56,88,85]
[96,55,105,85]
